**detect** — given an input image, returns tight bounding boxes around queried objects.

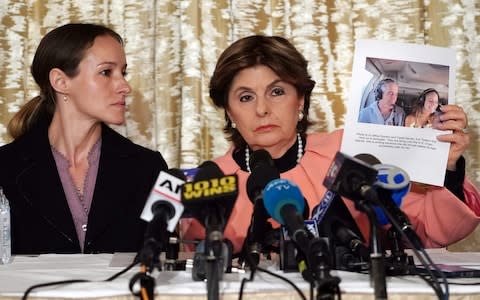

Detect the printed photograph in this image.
[357,57,450,128]
[341,40,456,186]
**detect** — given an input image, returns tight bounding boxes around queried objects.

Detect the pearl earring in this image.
[298,111,304,120]
[63,95,68,102]
[231,122,236,129]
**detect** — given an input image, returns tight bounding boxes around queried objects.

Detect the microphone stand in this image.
[306,237,341,300]
[164,232,183,271]
[356,187,388,300]
[241,195,275,269]
[242,196,264,267]
[131,213,169,300]
[204,213,226,300]
[291,225,340,300]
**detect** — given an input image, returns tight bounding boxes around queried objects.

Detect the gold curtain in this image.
[1,0,479,249]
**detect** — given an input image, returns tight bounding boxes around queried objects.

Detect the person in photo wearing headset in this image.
[358,78,406,126]
[405,88,441,128]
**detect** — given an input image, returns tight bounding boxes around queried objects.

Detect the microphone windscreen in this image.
[166,167,187,181]
[354,153,381,166]
[373,164,411,225]
[263,179,304,225]
[246,150,280,202]
[181,161,238,230]
[374,164,410,191]
[353,154,411,225]
[249,149,275,169]
[151,201,175,219]
[194,161,225,180]
[140,169,186,232]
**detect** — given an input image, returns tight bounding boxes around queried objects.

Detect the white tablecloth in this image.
[0,249,479,299]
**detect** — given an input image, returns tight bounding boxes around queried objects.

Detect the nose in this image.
[118,77,132,95]
[255,96,269,116]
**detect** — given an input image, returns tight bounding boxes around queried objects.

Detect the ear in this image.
[299,96,305,111]
[49,68,69,95]
[225,110,233,122]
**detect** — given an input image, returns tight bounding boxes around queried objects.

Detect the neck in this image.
[252,136,298,159]
[244,133,304,173]
[48,113,102,164]
[416,110,433,126]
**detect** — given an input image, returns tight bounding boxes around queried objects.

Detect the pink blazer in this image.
[181,130,480,254]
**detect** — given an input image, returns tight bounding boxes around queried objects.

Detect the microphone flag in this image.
[140,169,185,232]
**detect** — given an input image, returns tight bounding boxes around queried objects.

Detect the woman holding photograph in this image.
[405,88,441,128]
[181,35,480,255]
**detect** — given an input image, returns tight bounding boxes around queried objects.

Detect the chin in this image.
[108,118,126,125]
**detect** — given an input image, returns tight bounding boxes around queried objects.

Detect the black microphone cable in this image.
[22,257,139,300]
[238,262,307,300]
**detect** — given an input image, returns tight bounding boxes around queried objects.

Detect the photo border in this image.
[341,39,456,186]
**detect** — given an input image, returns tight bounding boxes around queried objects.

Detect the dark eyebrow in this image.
[231,78,286,94]
[267,79,285,88]
[97,61,127,69]
[98,61,116,66]
[231,86,253,94]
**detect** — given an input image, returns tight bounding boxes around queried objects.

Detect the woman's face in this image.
[226,65,304,158]
[423,92,439,114]
[64,35,131,125]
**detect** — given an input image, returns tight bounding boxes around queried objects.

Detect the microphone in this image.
[138,168,186,270]
[312,192,370,269]
[373,163,410,225]
[140,168,186,232]
[324,152,388,299]
[181,161,238,233]
[244,149,279,266]
[181,161,237,289]
[264,178,340,294]
[323,152,378,203]
[375,167,423,251]
[333,222,369,260]
[263,178,310,253]
[355,154,423,250]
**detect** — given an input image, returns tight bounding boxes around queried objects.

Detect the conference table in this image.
[0,249,479,300]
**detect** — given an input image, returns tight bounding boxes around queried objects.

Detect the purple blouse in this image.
[51,139,101,252]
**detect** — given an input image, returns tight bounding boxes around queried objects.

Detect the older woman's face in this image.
[226,65,304,157]
[423,91,439,114]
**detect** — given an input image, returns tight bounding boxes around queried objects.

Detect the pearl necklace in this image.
[245,133,303,173]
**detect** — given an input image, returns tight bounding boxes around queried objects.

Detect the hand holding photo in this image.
[341,39,456,186]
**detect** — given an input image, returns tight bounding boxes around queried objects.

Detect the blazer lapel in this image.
[85,125,134,246]
[15,127,79,248]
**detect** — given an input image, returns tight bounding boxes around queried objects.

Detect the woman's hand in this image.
[433,104,470,171]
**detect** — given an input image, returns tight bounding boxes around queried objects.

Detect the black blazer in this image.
[0,122,168,254]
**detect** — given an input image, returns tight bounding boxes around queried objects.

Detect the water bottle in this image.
[0,187,11,264]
